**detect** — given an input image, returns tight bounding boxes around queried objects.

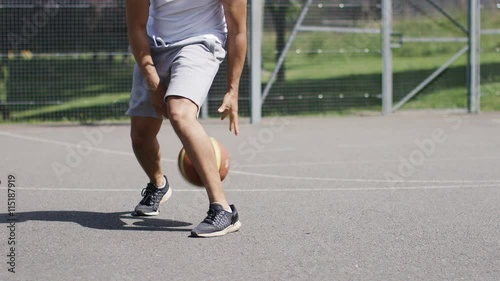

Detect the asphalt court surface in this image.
[0,112,499,280]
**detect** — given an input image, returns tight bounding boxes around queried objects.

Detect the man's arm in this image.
[126,0,166,115]
[218,0,247,135]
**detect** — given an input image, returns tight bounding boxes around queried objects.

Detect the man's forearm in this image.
[128,29,160,90]
[223,0,247,94]
[125,0,159,91]
[226,31,247,93]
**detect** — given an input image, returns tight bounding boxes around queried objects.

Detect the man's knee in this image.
[167,98,198,130]
[168,107,190,127]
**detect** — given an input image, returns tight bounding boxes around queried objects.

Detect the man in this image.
[125,0,247,237]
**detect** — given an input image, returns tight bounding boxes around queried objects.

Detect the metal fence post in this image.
[250,0,263,123]
[467,0,481,113]
[382,0,393,116]
[201,100,209,119]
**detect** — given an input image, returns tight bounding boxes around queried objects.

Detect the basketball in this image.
[178,137,230,187]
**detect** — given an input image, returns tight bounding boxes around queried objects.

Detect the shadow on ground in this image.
[0,211,192,232]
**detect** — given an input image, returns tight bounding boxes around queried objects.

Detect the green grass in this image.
[260,8,500,115]
[1,56,134,122]
[480,82,500,111]
[11,92,130,119]
[2,51,498,122]
[401,82,500,111]
[1,11,499,122]
[401,87,468,110]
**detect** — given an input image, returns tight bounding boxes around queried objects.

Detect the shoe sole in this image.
[191,221,242,238]
[133,186,173,216]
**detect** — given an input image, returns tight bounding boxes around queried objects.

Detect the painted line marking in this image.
[2,130,499,184]
[230,170,500,184]
[0,130,177,163]
[0,183,498,192]
[236,156,500,168]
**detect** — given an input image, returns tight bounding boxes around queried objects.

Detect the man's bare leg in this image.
[130,116,172,216]
[167,96,230,210]
[130,116,165,187]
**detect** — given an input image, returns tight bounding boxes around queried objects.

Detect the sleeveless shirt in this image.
[147,0,227,45]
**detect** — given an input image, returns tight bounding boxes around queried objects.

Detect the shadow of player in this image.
[0,211,192,232]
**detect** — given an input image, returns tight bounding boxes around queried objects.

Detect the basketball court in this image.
[0,112,499,280]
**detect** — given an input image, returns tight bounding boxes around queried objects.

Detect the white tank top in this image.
[147,0,227,45]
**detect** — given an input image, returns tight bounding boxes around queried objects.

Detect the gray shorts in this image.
[126,36,226,119]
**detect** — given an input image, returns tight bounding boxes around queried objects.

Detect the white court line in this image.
[238,161,389,167]
[4,129,498,168]
[0,130,177,163]
[0,183,498,192]
[237,156,500,168]
[230,170,500,184]
[339,143,500,148]
[2,130,500,184]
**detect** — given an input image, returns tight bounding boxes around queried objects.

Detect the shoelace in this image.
[203,208,217,224]
[140,184,157,205]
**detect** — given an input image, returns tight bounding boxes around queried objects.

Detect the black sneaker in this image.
[190,204,241,237]
[133,176,172,216]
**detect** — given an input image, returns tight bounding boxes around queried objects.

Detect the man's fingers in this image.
[230,122,239,135]
[217,103,228,113]
[230,112,239,135]
[220,110,228,120]
[218,99,239,135]
[218,103,231,120]
[231,120,239,135]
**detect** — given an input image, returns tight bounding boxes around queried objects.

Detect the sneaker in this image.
[190,204,241,238]
[133,176,172,216]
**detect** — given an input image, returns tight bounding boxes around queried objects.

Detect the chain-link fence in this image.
[261,0,383,115]
[0,0,498,122]
[0,0,132,121]
[479,1,500,111]
[261,0,499,115]
[389,0,471,110]
[0,0,250,122]
[389,0,499,111]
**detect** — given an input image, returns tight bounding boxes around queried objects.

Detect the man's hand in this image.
[149,82,168,118]
[217,90,239,136]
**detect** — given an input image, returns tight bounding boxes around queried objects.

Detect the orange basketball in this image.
[178,137,230,187]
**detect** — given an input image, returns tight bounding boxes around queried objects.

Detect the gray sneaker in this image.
[191,204,241,237]
[134,176,172,216]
